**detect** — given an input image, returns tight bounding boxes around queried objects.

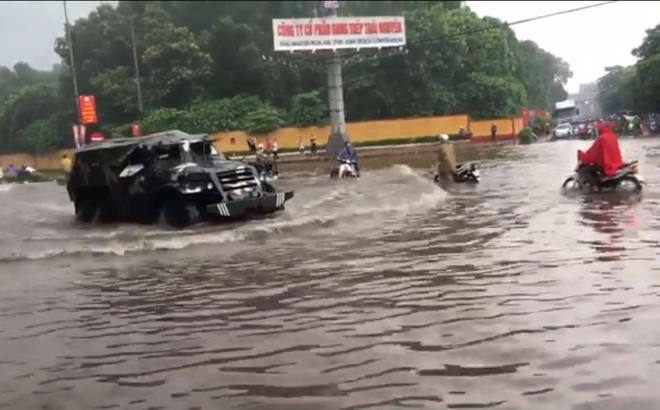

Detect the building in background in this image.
[569,83,602,119]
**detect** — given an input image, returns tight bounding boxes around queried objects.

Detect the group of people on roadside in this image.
[247,137,280,161]
[0,163,37,183]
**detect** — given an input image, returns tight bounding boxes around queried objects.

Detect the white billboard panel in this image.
[273,16,406,52]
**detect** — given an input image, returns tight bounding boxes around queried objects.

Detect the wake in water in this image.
[0,165,447,261]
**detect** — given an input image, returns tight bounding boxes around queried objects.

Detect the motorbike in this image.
[649,120,658,135]
[434,162,480,183]
[330,159,359,178]
[562,161,644,192]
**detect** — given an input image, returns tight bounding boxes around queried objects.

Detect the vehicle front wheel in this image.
[620,175,643,191]
[562,177,583,189]
[160,196,200,229]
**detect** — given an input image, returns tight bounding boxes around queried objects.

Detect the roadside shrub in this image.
[140,108,192,134]
[518,127,534,145]
[288,90,327,127]
[530,116,553,136]
[243,107,284,134]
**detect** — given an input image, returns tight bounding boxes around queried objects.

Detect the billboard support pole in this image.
[325,7,348,158]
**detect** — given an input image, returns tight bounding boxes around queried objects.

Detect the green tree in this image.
[597,65,637,114]
[142,18,212,108]
[513,40,571,110]
[0,84,62,150]
[632,23,660,113]
[595,22,660,115]
[17,117,63,155]
[288,90,327,126]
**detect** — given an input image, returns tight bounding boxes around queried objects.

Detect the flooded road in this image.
[2,139,660,409]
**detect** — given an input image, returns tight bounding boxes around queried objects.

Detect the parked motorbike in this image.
[562,161,644,191]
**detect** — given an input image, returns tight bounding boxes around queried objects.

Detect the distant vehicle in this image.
[67,130,294,228]
[553,100,580,124]
[647,113,659,135]
[577,122,588,138]
[552,123,574,140]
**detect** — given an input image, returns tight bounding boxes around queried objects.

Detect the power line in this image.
[276,1,619,66]
[344,1,620,59]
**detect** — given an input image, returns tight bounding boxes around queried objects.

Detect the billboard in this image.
[78,95,98,124]
[273,16,406,52]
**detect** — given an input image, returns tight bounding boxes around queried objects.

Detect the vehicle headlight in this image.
[230,187,255,200]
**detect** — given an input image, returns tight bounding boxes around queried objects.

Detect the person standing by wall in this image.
[272,138,279,161]
[247,137,257,153]
[310,138,318,160]
[265,139,273,158]
[490,123,498,142]
[61,154,73,181]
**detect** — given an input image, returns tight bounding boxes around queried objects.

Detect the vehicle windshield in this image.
[557,124,571,130]
[188,140,227,162]
[152,144,182,165]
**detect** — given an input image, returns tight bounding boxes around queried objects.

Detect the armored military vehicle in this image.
[67,130,294,228]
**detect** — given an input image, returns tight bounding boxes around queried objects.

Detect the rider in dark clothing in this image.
[337,142,359,176]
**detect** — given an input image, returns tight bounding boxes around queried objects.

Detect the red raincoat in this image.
[577,126,624,177]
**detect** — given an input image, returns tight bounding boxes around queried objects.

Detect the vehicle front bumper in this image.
[206,191,294,218]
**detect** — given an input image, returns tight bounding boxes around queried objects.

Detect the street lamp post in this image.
[63,0,81,123]
[129,15,144,113]
[99,16,144,114]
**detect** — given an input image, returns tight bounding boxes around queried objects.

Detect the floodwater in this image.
[2,139,660,410]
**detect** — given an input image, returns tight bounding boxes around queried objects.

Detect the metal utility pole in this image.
[63,0,81,123]
[325,6,349,157]
[129,15,144,113]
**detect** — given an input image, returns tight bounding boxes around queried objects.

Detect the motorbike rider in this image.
[436,134,457,181]
[577,123,624,183]
[337,141,359,176]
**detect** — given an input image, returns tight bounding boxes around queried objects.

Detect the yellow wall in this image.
[0,150,75,172]
[0,114,525,170]
[212,114,470,153]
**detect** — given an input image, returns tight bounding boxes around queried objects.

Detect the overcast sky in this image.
[0,1,658,94]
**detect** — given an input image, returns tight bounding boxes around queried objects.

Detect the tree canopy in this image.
[597,22,660,115]
[0,1,572,154]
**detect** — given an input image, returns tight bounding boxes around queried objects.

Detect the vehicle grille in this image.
[217,168,259,193]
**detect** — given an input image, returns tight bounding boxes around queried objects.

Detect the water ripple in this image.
[2,141,660,409]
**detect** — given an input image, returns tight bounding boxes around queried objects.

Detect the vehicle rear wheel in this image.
[75,195,98,223]
[160,196,200,229]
